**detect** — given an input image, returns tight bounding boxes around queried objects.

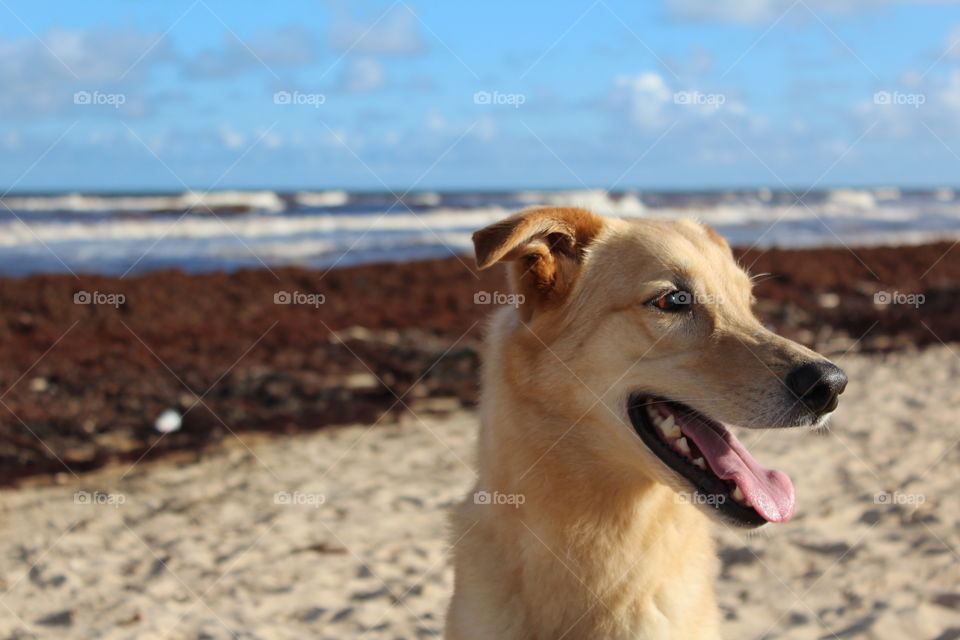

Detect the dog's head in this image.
[474,206,847,527]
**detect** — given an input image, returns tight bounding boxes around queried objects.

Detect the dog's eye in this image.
[652,290,693,312]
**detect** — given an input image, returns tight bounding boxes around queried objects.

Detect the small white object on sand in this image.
[154,409,182,434]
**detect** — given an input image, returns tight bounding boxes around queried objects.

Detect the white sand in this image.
[1,346,959,639]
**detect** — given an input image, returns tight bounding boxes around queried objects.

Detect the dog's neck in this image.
[461,325,720,639]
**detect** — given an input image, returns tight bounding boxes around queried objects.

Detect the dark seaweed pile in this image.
[0,241,956,485]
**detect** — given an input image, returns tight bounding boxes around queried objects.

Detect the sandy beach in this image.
[1,345,958,639]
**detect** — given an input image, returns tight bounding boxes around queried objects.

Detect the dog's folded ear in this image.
[472,206,604,316]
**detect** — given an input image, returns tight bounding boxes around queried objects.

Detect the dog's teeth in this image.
[662,415,680,438]
[654,412,680,439]
[676,437,690,456]
[692,457,706,470]
[656,419,671,437]
[732,486,746,503]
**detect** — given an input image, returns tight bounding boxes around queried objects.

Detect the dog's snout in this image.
[785,361,848,417]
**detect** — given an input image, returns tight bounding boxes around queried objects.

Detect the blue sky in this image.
[3,0,960,191]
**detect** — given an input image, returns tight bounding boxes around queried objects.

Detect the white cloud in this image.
[666,0,787,23]
[2,131,22,150]
[339,58,386,92]
[937,69,960,110]
[609,72,673,129]
[474,115,496,142]
[182,26,319,79]
[605,71,740,131]
[0,27,172,118]
[424,108,446,132]
[849,72,960,140]
[942,24,960,60]
[220,127,246,150]
[328,4,426,56]
[666,0,960,24]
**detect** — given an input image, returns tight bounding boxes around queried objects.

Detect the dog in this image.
[445,207,847,640]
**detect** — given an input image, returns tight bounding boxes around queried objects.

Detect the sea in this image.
[0,187,958,276]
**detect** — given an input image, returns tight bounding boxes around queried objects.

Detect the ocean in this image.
[0,188,958,276]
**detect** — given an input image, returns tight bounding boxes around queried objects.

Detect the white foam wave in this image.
[513,189,647,216]
[293,190,350,208]
[1,191,960,275]
[1,190,285,213]
[826,189,876,209]
[0,207,512,246]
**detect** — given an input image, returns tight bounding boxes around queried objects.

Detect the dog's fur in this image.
[445,207,837,640]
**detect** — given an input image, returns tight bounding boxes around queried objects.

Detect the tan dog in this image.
[445,207,847,640]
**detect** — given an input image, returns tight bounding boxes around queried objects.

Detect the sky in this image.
[3,0,960,192]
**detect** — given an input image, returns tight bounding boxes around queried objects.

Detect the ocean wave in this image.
[1,189,960,275]
[293,190,350,208]
[0,207,512,246]
[1,190,285,213]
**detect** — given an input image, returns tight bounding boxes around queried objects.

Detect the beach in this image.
[1,346,958,639]
[0,238,958,638]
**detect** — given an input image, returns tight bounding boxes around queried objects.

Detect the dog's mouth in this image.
[627,395,796,528]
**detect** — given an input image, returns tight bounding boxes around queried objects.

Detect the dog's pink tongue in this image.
[680,419,796,523]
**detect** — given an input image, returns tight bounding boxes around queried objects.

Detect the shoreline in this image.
[0,241,957,485]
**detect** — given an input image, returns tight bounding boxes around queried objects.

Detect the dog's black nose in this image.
[785,361,848,417]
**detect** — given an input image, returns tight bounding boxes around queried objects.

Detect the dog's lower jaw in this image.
[446,427,723,640]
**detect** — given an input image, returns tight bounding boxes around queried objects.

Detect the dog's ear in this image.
[472,206,604,317]
[702,223,733,256]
